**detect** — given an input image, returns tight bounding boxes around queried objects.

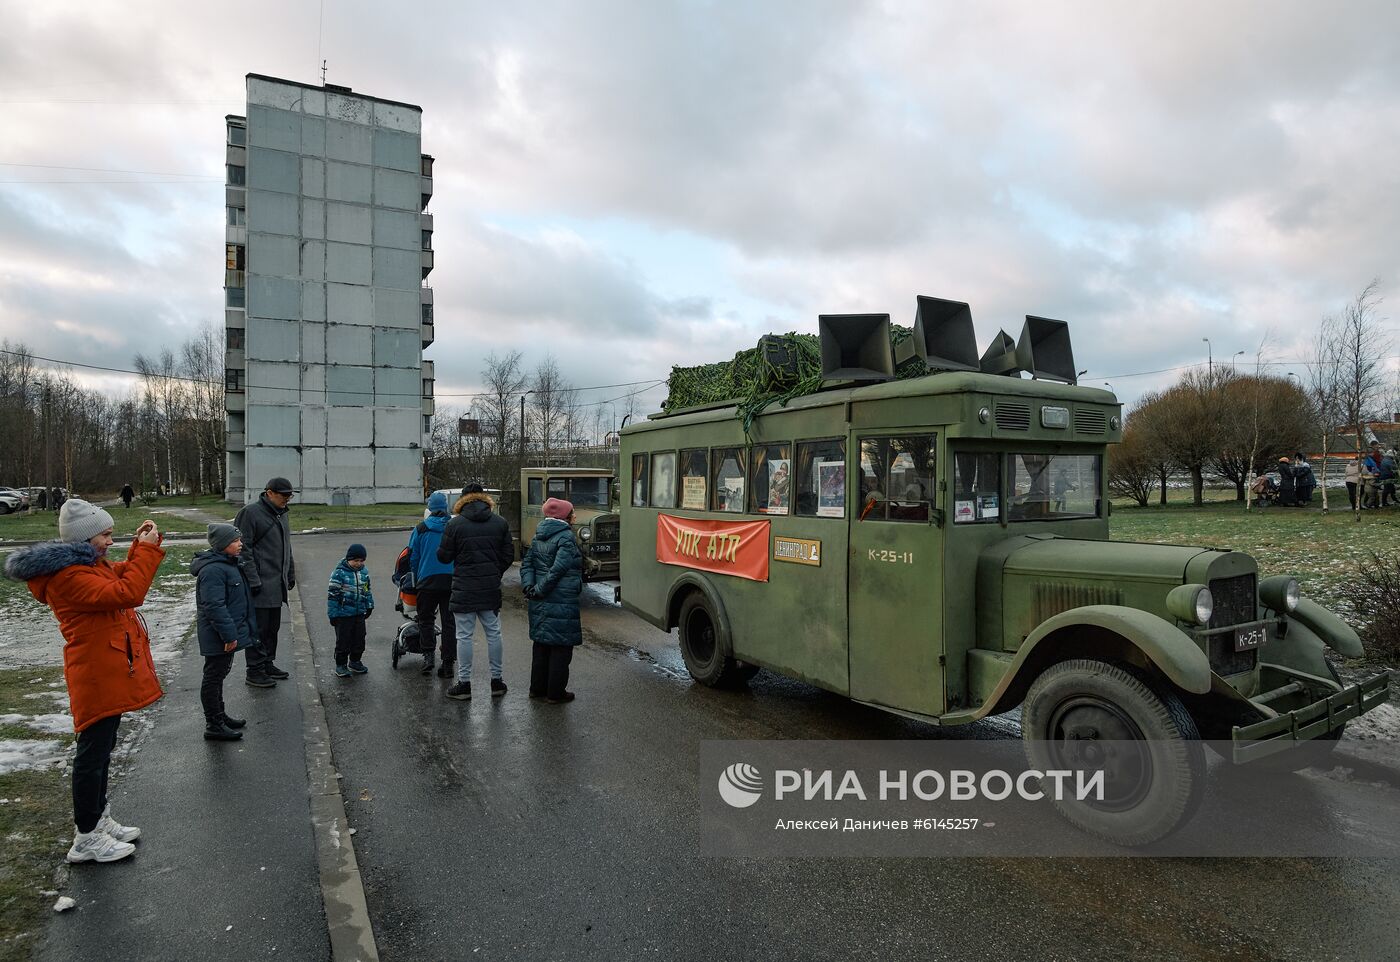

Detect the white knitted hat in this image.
[58,499,115,544]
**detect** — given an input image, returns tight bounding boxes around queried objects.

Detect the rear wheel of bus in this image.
[677,592,755,687]
[1022,658,1206,847]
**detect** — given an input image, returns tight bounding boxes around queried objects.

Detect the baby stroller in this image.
[389,545,434,668]
[1251,473,1280,507]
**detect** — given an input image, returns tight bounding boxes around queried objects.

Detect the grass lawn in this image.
[1111,484,1400,620]
[0,665,70,962]
[0,506,209,543]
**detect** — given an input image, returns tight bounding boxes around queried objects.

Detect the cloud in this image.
[0,0,1398,412]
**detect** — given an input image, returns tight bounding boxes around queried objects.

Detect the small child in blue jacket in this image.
[329,543,374,678]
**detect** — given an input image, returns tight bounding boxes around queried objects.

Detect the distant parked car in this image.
[0,489,24,514]
[0,487,31,508]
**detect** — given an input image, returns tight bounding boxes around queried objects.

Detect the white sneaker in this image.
[66,828,136,864]
[97,806,141,843]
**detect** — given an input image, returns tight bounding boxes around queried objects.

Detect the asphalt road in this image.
[298,532,1400,962]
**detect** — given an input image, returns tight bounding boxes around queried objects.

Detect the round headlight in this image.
[1194,589,1214,625]
[578,527,591,542]
[978,407,991,424]
[1109,415,1121,430]
[1259,575,1300,614]
[1166,584,1213,626]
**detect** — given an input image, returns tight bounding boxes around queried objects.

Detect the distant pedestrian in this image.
[3,501,164,864]
[521,498,583,704]
[1292,453,1316,504]
[191,523,257,741]
[1276,457,1298,507]
[1364,443,1385,508]
[438,483,515,701]
[328,543,375,678]
[1345,457,1361,510]
[120,483,135,510]
[36,487,48,510]
[234,477,297,688]
[408,491,457,677]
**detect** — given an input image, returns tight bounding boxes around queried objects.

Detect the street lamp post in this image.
[520,390,533,463]
[1233,350,1245,372]
[1202,337,1212,378]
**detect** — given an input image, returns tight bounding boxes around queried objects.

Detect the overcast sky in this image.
[2,0,1398,417]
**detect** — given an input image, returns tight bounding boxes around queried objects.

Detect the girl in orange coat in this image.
[4,499,165,864]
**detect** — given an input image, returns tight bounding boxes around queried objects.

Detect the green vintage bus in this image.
[618,364,1389,843]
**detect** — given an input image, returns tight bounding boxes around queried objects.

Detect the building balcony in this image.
[421,176,433,211]
[226,433,245,452]
[421,212,433,234]
[422,397,436,417]
[421,248,434,279]
[421,321,434,349]
[226,392,246,413]
[226,144,246,167]
[226,186,245,208]
[226,225,246,245]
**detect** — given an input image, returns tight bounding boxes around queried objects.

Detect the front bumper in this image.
[1232,671,1390,763]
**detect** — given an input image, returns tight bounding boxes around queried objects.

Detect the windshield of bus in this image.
[569,476,610,508]
[1007,453,1101,521]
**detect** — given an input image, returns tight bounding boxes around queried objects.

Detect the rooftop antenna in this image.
[321,59,328,84]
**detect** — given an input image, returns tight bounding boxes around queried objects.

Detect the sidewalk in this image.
[35,611,329,962]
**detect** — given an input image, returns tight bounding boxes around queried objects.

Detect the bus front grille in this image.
[995,402,1031,431]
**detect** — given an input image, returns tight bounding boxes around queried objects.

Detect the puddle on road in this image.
[584,632,688,681]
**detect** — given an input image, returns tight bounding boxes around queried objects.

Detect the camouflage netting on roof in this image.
[663,326,932,432]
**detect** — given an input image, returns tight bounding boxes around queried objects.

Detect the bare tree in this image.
[1332,280,1389,518]
[529,356,575,467]
[1307,318,1347,513]
[479,351,526,490]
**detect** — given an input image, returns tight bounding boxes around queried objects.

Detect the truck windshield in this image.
[569,477,610,508]
[1007,453,1101,521]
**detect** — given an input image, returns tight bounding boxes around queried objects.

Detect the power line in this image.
[0,179,222,185]
[0,161,215,178]
[0,347,667,401]
[0,99,239,106]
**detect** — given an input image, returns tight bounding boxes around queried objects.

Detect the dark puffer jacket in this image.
[233,493,295,609]
[436,492,514,613]
[190,550,259,657]
[520,518,583,647]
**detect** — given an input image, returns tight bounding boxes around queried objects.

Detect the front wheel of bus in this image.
[677,592,745,687]
[1022,658,1205,847]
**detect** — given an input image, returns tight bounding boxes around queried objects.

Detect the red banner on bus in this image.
[656,515,770,583]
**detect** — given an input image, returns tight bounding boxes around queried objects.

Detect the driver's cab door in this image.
[847,431,946,716]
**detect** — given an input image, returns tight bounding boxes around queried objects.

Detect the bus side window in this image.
[547,479,567,500]
[527,478,544,506]
[711,447,746,513]
[631,453,648,507]
[680,448,708,510]
[796,439,846,517]
[650,452,677,509]
[859,436,936,522]
[952,451,1001,523]
[749,443,791,515]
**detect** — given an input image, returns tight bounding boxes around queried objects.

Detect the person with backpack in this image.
[408,491,456,677]
[521,497,584,704]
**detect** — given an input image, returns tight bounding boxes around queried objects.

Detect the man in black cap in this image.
[233,477,297,688]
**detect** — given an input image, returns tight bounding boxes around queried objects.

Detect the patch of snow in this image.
[0,713,72,735]
[0,738,69,775]
[22,692,68,707]
[1348,701,1400,740]
[53,896,76,912]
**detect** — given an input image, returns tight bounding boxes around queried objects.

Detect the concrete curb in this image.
[289,587,381,962]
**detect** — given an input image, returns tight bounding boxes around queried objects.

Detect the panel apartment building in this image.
[223,73,436,504]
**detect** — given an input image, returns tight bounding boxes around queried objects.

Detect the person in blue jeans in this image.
[437,483,514,701]
[328,543,374,678]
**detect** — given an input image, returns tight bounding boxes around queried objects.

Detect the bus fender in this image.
[664,573,734,656]
[1291,597,1364,659]
[971,606,1211,720]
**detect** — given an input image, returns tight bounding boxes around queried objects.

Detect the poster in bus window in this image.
[815,460,845,517]
[977,494,999,520]
[682,475,706,510]
[764,459,790,514]
[954,500,976,523]
[719,476,744,512]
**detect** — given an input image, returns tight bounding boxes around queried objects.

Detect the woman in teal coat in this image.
[520,498,583,703]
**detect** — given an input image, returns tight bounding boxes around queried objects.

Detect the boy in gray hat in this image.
[191,524,259,740]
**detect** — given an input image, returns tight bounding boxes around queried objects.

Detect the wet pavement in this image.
[294,533,1400,962]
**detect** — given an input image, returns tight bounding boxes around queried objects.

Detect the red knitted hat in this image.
[542,497,573,520]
